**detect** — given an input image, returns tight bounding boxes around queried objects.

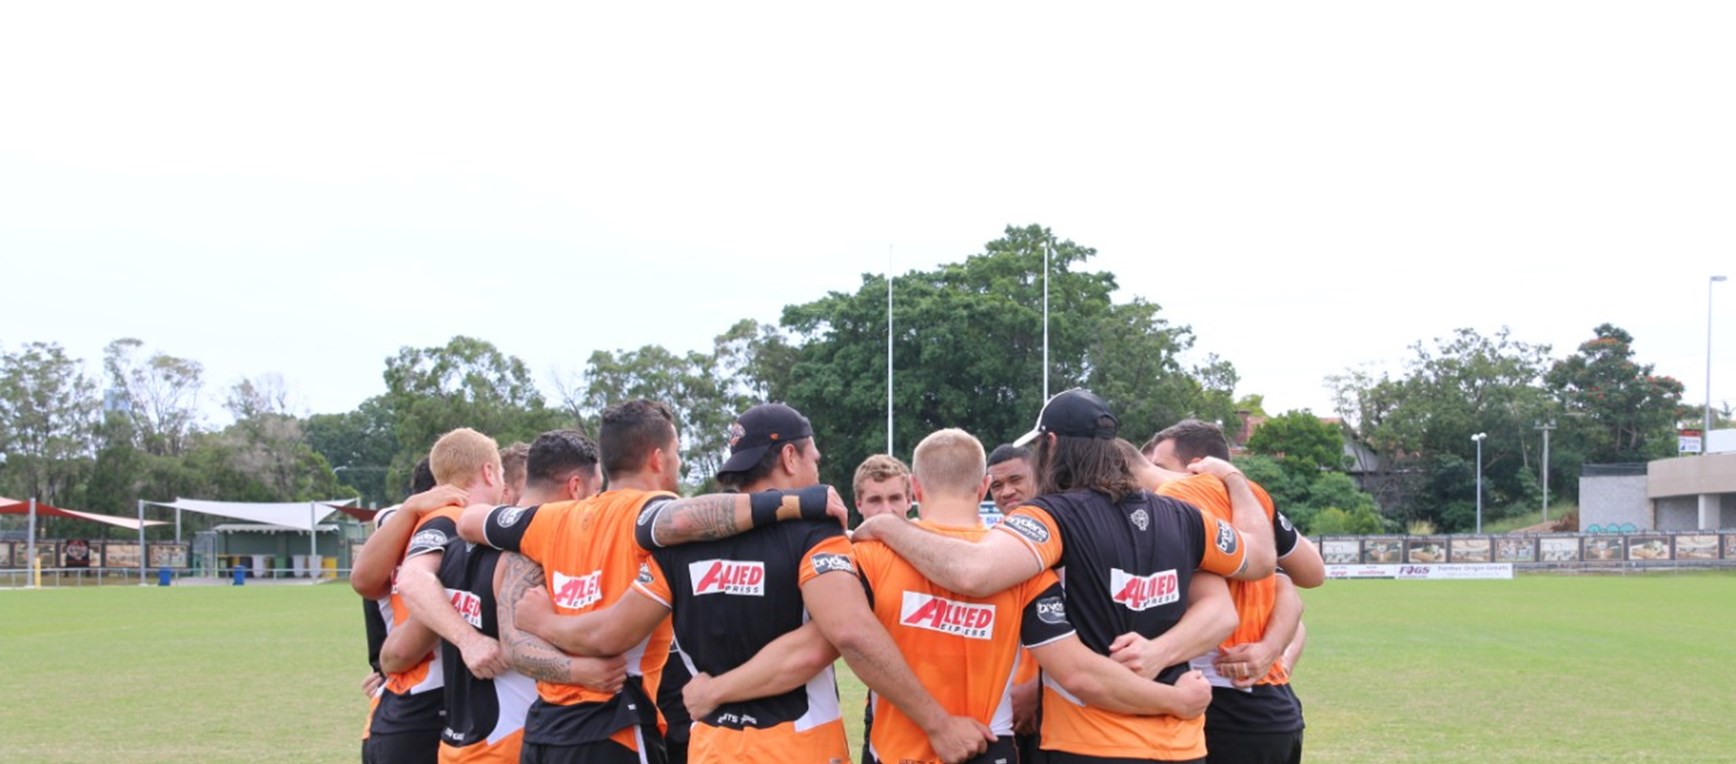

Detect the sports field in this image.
[2,572,1731,763]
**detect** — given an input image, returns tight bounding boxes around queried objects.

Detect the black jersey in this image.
[435,540,537,761]
[632,519,854,764]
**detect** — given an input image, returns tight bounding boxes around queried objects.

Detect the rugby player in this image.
[854,389,1276,763]
[1142,420,1324,764]
[511,403,995,764]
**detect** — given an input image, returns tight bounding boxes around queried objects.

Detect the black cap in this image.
[718,403,815,474]
[1013,388,1118,447]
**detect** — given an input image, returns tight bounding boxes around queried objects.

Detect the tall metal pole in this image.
[1708,275,1727,444]
[137,498,146,584]
[887,246,894,455]
[1472,433,1486,534]
[1042,234,1050,402]
[1537,422,1554,523]
[26,497,37,589]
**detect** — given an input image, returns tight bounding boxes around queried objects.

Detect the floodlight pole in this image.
[138,498,146,585]
[1472,433,1487,534]
[1042,234,1051,402]
[1536,422,1554,524]
[26,497,37,589]
[1708,275,1727,443]
[887,245,894,455]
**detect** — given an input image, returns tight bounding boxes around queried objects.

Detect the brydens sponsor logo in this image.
[1001,515,1050,544]
[1110,568,1179,611]
[690,559,766,596]
[551,569,603,609]
[900,591,995,640]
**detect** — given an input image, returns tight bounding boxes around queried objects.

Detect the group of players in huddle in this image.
[351,388,1324,764]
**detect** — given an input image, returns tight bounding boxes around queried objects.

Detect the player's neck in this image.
[604,472,665,493]
[517,487,565,505]
[916,496,982,527]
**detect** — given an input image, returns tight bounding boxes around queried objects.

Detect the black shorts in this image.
[1043,752,1203,764]
[867,737,1017,764]
[360,730,439,764]
[520,737,668,764]
[1204,729,1302,764]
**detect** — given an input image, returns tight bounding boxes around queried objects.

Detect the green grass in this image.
[2,573,1732,762]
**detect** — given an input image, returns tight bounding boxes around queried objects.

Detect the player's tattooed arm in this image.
[495,552,626,691]
[638,486,847,548]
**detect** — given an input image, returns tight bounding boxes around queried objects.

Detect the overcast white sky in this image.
[3,2,1732,430]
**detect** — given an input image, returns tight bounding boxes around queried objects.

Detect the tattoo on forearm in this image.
[499,553,574,683]
[655,495,742,544]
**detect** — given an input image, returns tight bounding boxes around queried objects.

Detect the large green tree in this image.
[0,342,98,505]
[779,224,1235,490]
[1545,324,1685,463]
[1328,327,1556,530]
[102,338,205,457]
[379,336,567,489]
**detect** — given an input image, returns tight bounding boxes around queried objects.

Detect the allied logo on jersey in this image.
[410,528,449,551]
[811,552,855,576]
[1110,568,1180,611]
[1001,515,1050,545]
[899,591,995,640]
[690,559,766,596]
[496,505,527,528]
[637,562,655,585]
[1130,508,1150,532]
[1035,595,1068,625]
[551,569,604,609]
[1277,512,1294,533]
[446,587,484,628]
[1214,518,1238,555]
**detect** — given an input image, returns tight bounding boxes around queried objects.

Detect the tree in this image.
[1246,409,1345,476]
[305,396,400,506]
[1327,327,1556,530]
[0,342,98,505]
[380,336,567,489]
[102,338,205,457]
[1546,324,1685,463]
[778,224,1236,490]
[576,340,752,487]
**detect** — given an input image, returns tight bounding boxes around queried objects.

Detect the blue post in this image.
[232,563,246,586]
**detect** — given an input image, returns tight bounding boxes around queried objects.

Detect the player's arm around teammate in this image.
[1214,573,1304,688]
[494,550,628,692]
[1185,457,1277,581]
[1106,571,1239,680]
[1031,633,1215,719]
[849,513,1040,599]
[800,557,996,764]
[398,546,511,679]
[636,485,850,547]
[679,623,838,718]
[350,485,468,600]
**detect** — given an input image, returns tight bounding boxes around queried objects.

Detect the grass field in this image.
[2,572,1732,763]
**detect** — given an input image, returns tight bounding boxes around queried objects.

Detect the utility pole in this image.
[1536,421,1554,524]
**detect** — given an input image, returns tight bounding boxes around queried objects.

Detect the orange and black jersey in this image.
[995,488,1248,761]
[1157,475,1306,735]
[433,539,537,763]
[366,508,458,740]
[477,491,677,751]
[633,519,853,764]
[854,521,1075,764]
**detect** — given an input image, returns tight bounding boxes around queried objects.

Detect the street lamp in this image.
[1471,433,1487,534]
[1708,275,1727,445]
